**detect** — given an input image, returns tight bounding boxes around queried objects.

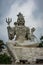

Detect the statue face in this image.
[17,12,25,26]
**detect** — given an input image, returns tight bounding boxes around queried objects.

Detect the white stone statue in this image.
[6,13,39,63]
[6,12,36,42]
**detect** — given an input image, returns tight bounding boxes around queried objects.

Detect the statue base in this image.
[6,40,43,63]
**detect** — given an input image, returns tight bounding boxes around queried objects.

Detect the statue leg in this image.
[6,41,20,63]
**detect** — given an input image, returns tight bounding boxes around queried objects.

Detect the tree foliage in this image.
[38,36,43,47]
[0,53,12,64]
[0,40,5,52]
[40,36,43,40]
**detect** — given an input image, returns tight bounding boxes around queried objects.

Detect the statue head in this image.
[17,12,25,26]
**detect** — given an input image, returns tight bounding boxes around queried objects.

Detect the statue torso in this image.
[15,26,27,41]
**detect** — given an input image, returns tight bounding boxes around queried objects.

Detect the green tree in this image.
[39,36,43,47]
[0,40,4,52]
[0,53,12,64]
[40,36,43,43]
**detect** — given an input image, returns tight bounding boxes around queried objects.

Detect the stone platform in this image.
[6,42,43,63]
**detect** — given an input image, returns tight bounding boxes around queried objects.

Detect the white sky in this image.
[0,0,43,42]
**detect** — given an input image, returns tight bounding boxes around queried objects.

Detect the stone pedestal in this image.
[6,41,43,63]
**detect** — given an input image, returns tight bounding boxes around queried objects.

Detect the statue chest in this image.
[15,26,26,36]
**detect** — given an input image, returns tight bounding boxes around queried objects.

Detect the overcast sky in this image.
[0,0,43,42]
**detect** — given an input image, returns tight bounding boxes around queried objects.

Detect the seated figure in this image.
[6,13,39,63]
[6,12,37,45]
[7,13,31,42]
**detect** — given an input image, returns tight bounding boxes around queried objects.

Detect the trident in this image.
[6,17,12,26]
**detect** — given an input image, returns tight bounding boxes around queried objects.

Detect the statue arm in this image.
[26,28,31,40]
[7,26,14,40]
[28,30,31,40]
